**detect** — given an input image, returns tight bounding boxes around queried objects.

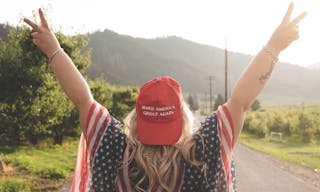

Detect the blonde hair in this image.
[123,102,205,192]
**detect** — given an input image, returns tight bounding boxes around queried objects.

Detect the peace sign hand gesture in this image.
[267,2,307,54]
[24,9,61,58]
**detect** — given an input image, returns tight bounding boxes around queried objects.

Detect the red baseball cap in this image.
[136,76,183,145]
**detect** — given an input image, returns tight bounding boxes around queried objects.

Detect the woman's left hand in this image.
[267,2,307,55]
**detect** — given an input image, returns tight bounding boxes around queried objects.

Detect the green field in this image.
[239,133,320,169]
[0,138,79,191]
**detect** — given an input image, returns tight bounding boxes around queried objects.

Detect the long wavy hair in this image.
[123,102,206,192]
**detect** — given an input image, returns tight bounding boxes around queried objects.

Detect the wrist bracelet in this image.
[48,48,63,63]
[263,46,279,63]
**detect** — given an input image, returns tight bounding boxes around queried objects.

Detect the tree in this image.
[0,27,46,142]
[297,112,312,143]
[89,77,114,110]
[0,27,91,144]
[213,94,224,111]
[110,87,138,120]
[187,94,199,111]
[0,23,11,41]
[251,99,261,111]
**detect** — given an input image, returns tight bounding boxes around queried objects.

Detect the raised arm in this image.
[225,3,307,142]
[24,9,94,131]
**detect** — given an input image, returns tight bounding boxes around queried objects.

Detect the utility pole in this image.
[205,92,208,114]
[224,38,228,102]
[209,76,214,112]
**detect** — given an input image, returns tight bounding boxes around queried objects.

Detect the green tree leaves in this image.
[243,107,320,143]
[251,99,261,111]
[214,94,224,111]
[187,94,199,112]
[0,27,90,144]
[0,26,137,145]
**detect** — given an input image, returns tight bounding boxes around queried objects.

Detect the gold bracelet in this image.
[262,46,279,63]
[49,48,63,63]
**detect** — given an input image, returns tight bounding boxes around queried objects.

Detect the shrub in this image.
[313,128,320,143]
[0,178,31,192]
[242,107,320,142]
[243,112,267,138]
[297,112,312,143]
[38,167,67,179]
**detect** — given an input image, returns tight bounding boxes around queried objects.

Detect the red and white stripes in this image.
[71,101,111,192]
[216,105,235,190]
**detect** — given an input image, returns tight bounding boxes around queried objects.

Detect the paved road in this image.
[234,144,319,192]
[55,113,320,192]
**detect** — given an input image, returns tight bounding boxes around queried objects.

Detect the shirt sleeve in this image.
[215,104,235,186]
[71,101,110,192]
[84,101,126,165]
[216,104,235,151]
[71,101,127,191]
[85,101,110,143]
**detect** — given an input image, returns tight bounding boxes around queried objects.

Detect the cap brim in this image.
[137,115,183,145]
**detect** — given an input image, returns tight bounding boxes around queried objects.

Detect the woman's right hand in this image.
[24,8,94,132]
[24,9,61,58]
[266,2,307,55]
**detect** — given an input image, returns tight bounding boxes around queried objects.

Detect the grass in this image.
[239,132,320,169]
[0,178,31,192]
[0,138,79,191]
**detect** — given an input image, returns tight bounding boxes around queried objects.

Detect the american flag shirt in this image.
[71,101,237,192]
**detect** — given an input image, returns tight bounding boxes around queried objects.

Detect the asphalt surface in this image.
[233,144,319,192]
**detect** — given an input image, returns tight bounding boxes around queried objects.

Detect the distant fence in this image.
[270,132,283,141]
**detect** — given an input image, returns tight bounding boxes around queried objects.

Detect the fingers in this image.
[38,8,49,29]
[23,8,50,32]
[31,32,40,38]
[23,18,40,32]
[291,12,307,25]
[31,32,41,46]
[288,23,300,42]
[288,11,306,42]
[281,2,307,25]
[282,2,294,24]
[32,38,40,45]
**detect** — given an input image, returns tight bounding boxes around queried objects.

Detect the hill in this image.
[87,29,320,105]
[308,63,320,70]
[1,24,318,105]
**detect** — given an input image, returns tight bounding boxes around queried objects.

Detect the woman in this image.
[24,3,306,192]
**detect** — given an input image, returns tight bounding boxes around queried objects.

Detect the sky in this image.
[1,0,320,67]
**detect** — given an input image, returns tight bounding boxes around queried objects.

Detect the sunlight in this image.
[0,0,319,66]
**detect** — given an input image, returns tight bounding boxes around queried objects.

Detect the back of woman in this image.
[76,78,236,191]
[23,3,306,192]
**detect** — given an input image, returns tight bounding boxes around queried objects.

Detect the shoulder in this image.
[85,101,111,141]
[192,113,220,161]
[196,113,218,139]
[85,101,127,153]
[216,104,235,148]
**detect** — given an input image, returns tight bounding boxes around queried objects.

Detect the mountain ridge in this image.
[1,24,319,105]
[308,62,320,70]
[86,29,320,105]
